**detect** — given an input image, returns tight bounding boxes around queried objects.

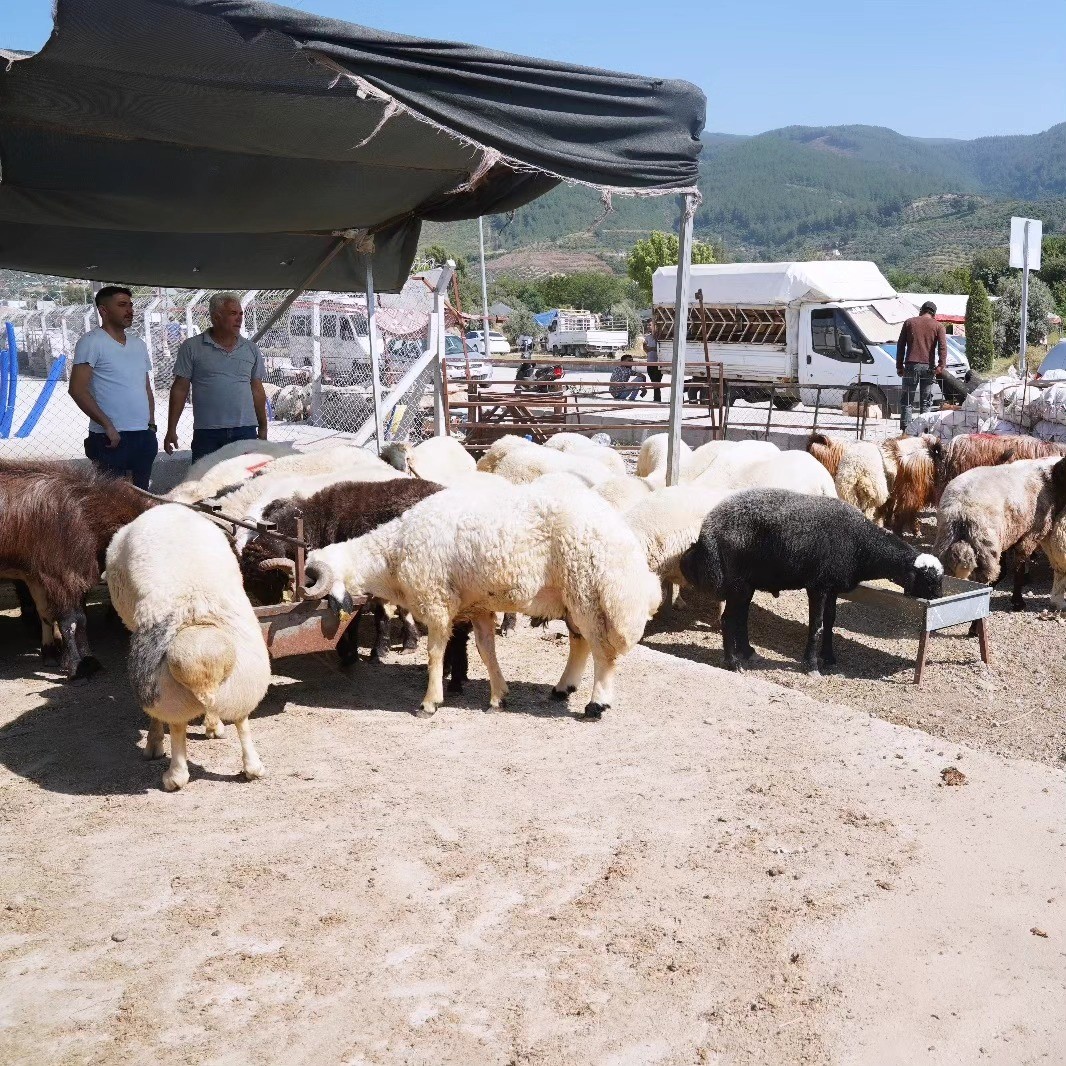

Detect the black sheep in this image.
[680,489,944,675]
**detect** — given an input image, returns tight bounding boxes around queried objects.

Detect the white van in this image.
[651,261,970,413]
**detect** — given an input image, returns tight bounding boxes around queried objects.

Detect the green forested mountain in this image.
[422,122,1066,273]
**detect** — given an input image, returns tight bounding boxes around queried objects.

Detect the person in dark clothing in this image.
[896,301,947,430]
[643,325,663,402]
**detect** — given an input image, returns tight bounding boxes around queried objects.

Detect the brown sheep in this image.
[881,434,943,536]
[937,434,1066,500]
[934,456,1066,608]
[0,460,153,676]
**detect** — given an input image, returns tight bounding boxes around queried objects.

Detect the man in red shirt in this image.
[896,301,948,430]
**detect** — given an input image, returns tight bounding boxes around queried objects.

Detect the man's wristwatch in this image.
[148,422,158,431]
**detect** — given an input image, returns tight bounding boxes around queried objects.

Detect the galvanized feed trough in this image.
[840,575,992,684]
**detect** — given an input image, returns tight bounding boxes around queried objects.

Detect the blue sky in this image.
[6,0,1064,140]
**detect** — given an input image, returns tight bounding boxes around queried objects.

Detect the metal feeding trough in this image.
[840,575,992,685]
[133,488,364,660]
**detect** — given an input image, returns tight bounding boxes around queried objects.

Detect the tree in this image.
[500,302,540,347]
[539,272,636,315]
[609,301,642,344]
[627,232,716,300]
[964,280,994,373]
[993,273,1055,360]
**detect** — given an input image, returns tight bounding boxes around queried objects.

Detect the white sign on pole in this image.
[1010,216,1042,270]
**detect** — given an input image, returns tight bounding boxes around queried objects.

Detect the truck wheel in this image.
[844,385,889,416]
[771,395,799,411]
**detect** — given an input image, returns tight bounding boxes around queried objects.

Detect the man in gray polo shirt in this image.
[164,293,269,462]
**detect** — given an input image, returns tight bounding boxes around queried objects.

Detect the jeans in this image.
[647,365,663,403]
[191,425,259,462]
[613,387,642,401]
[900,365,935,430]
[84,429,158,491]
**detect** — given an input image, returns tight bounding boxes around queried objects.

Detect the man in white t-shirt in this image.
[69,286,158,489]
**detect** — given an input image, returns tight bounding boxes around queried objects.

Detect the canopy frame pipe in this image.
[249,231,360,345]
[365,262,385,454]
[666,193,697,486]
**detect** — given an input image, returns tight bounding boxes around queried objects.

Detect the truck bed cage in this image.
[653,304,787,347]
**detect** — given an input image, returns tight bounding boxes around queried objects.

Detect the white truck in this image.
[543,309,629,357]
[651,261,971,414]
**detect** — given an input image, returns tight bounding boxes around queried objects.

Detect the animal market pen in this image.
[0,0,706,648]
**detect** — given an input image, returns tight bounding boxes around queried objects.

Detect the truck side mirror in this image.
[836,334,861,359]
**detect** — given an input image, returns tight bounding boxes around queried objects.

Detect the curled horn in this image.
[301,561,334,601]
[258,556,296,577]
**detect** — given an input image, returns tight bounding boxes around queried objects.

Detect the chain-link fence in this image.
[0,276,441,463]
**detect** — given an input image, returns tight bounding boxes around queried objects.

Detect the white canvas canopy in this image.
[652,261,897,307]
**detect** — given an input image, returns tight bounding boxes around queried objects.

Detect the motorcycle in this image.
[514,361,565,395]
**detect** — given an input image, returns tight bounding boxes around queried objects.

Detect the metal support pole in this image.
[366,263,385,454]
[250,232,358,344]
[478,216,492,359]
[431,262,456,437]
[310,294,323,426]
[1019,219,1031,383]
[666,194,697,486]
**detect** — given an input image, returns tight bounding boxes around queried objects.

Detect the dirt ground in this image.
[649,558,1066,770]
[0,593,1063,1065]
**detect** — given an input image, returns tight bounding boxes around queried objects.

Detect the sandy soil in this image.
[649,558,1066,770]
[0,600,1063,1065]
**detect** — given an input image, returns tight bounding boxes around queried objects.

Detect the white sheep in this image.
[806,434,889,522]
[184,439,297,482]
[214,446,404,523]
[479,437,616,487]
[637,433,777,486]
[693,449,837,497]
[381,435,478,485]
[596,474,654,510]
[636,433,690,478]
[304,480,661,720]
[544,432,628,476]
[106,505,271,792]
[625,484,731,587]
[167,450,291,504]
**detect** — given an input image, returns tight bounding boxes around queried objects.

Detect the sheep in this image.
[304,480,661,720]
[933,457,1066,609]
[680,439,778,483]
[637,433,690,478]
[880,434,942,536]
[544,432,628,476]
[596,474,655,511]
[479,437,616,487]
[167,450,292,504]
[212,446,403,524]
[806,433,889,523]
[0,461,153,677]
[184,439,297,483]
[383,435,477,485]
[239,477,463,675]
[106,505,271,791]
[693,449,837,497]
[680,489,943,675]
[938,434,1066,499]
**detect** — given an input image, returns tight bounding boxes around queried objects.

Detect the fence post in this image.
[142,295,161,377]
[431,263,455,438]
[366,265,385,454]
[310,294,323,426]
[186,289,206,340]
[666,193,697,486]
[240,290,258,337]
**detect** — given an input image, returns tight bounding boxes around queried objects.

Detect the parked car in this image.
[464,329,511,356]
[445,334,492,381]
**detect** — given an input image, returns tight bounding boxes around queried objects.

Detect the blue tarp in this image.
[533,310,558,328]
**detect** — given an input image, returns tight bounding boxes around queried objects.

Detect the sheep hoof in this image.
[806,668,822,678]
[202,716,225,740]
[583,702,607,720]
[39,644,61,663]
[402,635,419,652]
[550,686,575,701]
[446,678,465,695]
[243,760,265,781]
[725,661,744,674]
[161,767,189,792]
[142,743,166,761]
[72,656,102,680]
[413,704,438,719]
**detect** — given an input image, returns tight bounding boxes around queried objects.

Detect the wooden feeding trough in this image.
[135,489,364,660]
[840,576,992,685]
